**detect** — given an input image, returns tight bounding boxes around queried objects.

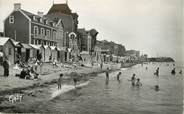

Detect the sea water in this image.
[14,62,184,114]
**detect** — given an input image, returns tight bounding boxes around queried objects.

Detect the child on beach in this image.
[179,70,182,74]
[135,78,142,87]
[57,73,63,90]
[131,74,136,86]
[73,78,77,88]
[53,58,57,68]
[105,68,110,80]
[117,72,122,81]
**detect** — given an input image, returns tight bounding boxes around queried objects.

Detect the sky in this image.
[0,0,183,61]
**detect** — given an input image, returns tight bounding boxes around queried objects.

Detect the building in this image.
[4,3,64,62]
[77,28,98,53]
[46,3,79,62]
[125,50,140,61]
[0,32,4,37]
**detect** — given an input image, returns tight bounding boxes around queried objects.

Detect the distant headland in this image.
[148,57,175,62]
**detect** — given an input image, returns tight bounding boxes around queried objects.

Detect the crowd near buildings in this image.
[0,2,147,65]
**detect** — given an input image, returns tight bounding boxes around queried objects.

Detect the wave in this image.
[50,81,90,99]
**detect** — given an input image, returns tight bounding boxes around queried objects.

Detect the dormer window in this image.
[33,16,36,21]
[46,20,49,25]
[40,18,43,23]
[9,16,14,23]
[53,23,56,27]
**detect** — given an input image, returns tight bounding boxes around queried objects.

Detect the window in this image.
[53,23,56,27]
[53,31,56,39]
[34,26,39,37]
[9,16,14,23]
[46,20,49,25]
[40,18,43,23]
[38,40,41,45]
[41,28,45,36]
[9,48,12,55]
[33,16,37,21]
[44,41,46,45]
[46,29,50,37]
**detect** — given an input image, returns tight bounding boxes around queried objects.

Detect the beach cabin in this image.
[11,39,23,63]
[50,46,57,61]
[59,47,67,63]
[80,51,91,65]
[29,44,45,61]
[44,45,51,62]
[0,37,15,64]
[21,43,32,62]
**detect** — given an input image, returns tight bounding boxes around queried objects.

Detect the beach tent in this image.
[0,37,15,64]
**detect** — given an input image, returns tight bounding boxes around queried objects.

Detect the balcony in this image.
[32,34,56,41]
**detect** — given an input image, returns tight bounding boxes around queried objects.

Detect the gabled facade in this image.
[4,3,64,48]
[46,3,79,48]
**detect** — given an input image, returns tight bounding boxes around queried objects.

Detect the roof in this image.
[45,13,74,32]
[10,39,23,47]
[29,44,40,50]
[0,37,14,46]
[21,43,32,49]
[47,4,72,15]
[77,28,87,36]
[21,10,57,28]
[50,46,57,50]
[80,51,89,55]
[90,29,98,37]
[0,37,10,46]
[43,45,50,49]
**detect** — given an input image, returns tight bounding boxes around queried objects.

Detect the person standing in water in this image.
[57,73,63,90]
[155,67,159,76]
[171,68,176,75]
[105,67,110,80]
[131,74,136,86]
[179,70,182,74]
[117,72,122,81]
[135,78,142,87]
[146,67,148,70]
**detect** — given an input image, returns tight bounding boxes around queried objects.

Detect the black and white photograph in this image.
[0,0,183,113]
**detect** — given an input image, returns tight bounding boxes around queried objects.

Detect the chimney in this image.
[14,3,21,11]
[37,11,44,17]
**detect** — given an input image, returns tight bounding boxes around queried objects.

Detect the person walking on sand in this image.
[57,73,63,90]
[105,67,110,80]
[3,57,10,77]
[53,58,57,68]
